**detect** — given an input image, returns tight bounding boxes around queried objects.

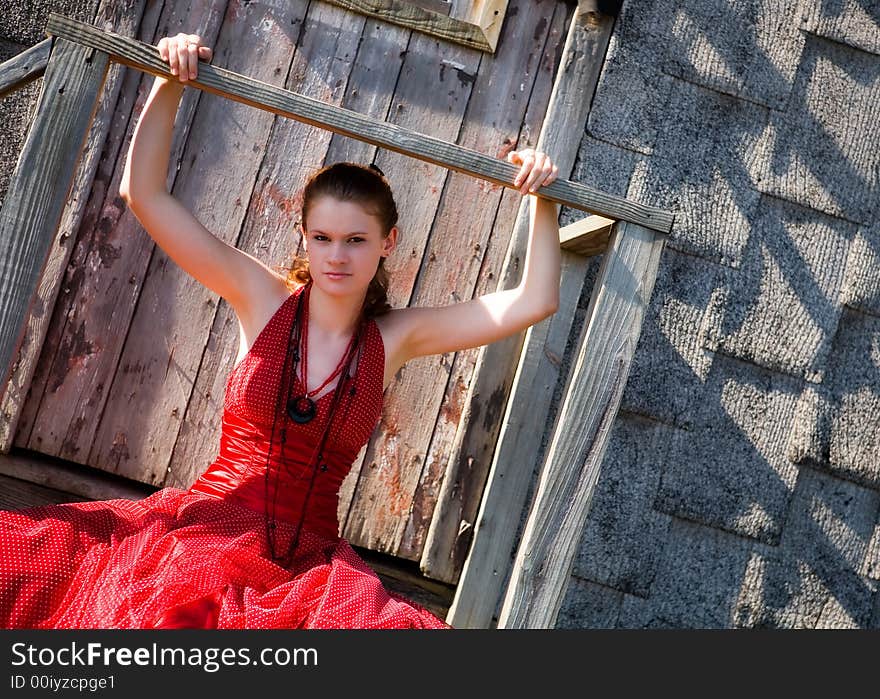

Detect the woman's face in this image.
[302,196,396,299]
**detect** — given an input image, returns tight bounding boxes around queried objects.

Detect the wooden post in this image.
[440,5,618,623]
[0,38,110,412]
[497,220,665,628]
[44,13,672,231]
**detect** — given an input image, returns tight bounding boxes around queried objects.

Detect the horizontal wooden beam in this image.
[0,451,153,503]
[322,0,494,52]
[559,214,615,257]
[0,38,52,98]
[45,13,674,233]
[407,0,452,15]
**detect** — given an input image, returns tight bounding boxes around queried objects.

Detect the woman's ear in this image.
[382,227,398,257]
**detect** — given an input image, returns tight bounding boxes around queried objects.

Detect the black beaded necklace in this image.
[263,280,365,568]
[286,283,357,424]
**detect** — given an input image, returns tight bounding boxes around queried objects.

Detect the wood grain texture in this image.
[2,0,150,454]
[496,221,665,628]
[322,16,408,166]
[17,1,229,467]
[406,0,452,15]
[86,0,303,483]
[472,0,508,51]
[405,0,569,564]
[0,473,89,510]
[340,29,481,552]
[559,214,615,257]
[434,6,616,602]
[0,38,50,98]
[45,13,673,231]
[168,1,368,491]
[0,39,109,434]
[0,451,151,504]
[321,0,491,51]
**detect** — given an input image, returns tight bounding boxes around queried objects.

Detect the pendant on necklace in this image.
[287,395,316,424]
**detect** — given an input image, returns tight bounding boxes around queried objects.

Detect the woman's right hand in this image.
[156,33,213,83]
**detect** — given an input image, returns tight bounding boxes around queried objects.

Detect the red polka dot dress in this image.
[0,283,452,629]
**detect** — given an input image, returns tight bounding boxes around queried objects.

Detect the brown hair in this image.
[281,162,397,318]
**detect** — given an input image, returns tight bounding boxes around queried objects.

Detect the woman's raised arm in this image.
[119,33,283,314]
[388,149,561,362]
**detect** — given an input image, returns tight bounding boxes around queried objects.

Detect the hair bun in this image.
[368,163,385,177]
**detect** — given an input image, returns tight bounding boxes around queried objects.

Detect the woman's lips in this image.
[325,272,350,279]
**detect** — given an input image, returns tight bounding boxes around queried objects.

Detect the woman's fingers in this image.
[166,37,179,75]
[181,42,192,81]
[512,150,534,192]
[509,149,559,195]
[527,153,548,192]
[179,35,198,81]
[535,158,557,190]
[523,152,548,194]
[157,34,210,81]
[176,40,189,80]
[516,160,534,192]
[185,35,203,80]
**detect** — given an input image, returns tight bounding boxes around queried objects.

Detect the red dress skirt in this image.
[0,286,451,629]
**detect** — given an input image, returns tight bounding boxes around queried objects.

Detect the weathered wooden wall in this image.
[6,0,572,576]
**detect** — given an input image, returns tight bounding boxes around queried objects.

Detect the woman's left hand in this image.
[507,149,559,196]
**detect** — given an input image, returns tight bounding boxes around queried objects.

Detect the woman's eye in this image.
[348,237,364,243]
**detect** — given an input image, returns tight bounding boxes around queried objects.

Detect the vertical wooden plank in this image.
[497,221,665,628]
[325,19,410,521]
[15,0,229,462]
[396,0,568,561]
[1,0,149,453]
[447,256,593,621]
[86,0,311,483]
[340,29,482,550]
[0,39,109,425]
[322,18,409,166]
[427,3,614,588]
[168,1,372,488]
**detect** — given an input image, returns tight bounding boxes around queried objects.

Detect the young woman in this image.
[0,33,560,629]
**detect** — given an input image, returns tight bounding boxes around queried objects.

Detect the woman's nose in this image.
[327,243,348,263]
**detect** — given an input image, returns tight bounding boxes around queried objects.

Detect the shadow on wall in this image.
[555,0,880,628]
